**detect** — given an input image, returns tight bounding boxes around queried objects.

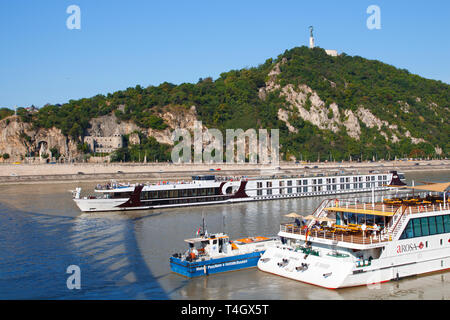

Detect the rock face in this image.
[264,60,431,146]
[0,116,80,161]
[0,104,202,161]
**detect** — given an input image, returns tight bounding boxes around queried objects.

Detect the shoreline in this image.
[0,160,448,185]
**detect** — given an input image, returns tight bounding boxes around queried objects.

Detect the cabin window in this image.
[428,216,437,235]
[420,218,430,236]
[436,216,445,233]
[303,180,308,185]
[257,182,263,195]
[413,219,422,237]
[400,220,414,239]
[444,215,450,233]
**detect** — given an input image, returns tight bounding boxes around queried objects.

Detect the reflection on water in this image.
[0,170,449,299]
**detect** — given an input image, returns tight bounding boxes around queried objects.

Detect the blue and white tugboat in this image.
[170,221,279,278]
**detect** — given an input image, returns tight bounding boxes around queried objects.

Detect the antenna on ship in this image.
[222,214,226,234]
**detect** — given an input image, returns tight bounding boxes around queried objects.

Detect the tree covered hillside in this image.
[9,46,449,162]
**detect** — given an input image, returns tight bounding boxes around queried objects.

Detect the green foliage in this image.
[276,46,449,158]
[110,134,171,163]
[49,147,61,160]
[2,153,10,160]
[0,108,14,120]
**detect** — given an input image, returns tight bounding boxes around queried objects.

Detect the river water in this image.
[0,170,449,300]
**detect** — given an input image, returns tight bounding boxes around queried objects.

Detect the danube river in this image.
[0,170,449,299]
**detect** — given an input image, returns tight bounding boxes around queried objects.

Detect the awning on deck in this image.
[325,207,395,217]
[388,182,450,193]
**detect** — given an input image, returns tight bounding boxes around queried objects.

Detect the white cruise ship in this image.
[257,182,450,289]
[72,170,404,212]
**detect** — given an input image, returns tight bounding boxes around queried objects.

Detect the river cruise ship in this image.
[257,182,450,289]
[73,170,404,212]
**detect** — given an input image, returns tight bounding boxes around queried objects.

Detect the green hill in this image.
[10,46,450,161]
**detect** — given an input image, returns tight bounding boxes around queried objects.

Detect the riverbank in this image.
[0,159,448,185]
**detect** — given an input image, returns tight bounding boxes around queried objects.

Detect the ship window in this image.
[436,216,445,234]
[400,215,450,239]
[303,180,308,185]
[400,220,414,239]
[287,180,292,186]
[318,179,322,184]
[421,217,430,236]
[428,216,437,235]
[413,219,422,237]
[443,215,450,233]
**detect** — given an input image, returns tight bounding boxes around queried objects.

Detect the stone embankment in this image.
[0,160,448,184]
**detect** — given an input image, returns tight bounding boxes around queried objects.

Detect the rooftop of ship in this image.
[93,169,398,192]
[280,181,449,250]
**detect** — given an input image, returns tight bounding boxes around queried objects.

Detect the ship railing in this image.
[280,224,386,245]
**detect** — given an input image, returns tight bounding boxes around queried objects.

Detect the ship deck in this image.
[281,199,449,246]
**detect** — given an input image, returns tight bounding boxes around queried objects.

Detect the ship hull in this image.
[258,233,450,289]
[170,251,264,278]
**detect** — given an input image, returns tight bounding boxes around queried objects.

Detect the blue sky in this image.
[0,0,449,108]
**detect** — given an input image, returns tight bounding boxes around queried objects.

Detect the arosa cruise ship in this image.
[73,170,404,212]
[257,182,450,289]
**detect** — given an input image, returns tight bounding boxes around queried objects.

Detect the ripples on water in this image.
[0,171,449,299]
